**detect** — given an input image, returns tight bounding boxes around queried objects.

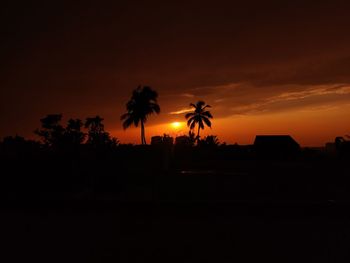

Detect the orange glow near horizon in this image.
[3,2,350,150]
[111,103,350,147]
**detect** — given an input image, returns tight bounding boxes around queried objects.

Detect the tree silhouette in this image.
[85,116,104,132]
[185,101,213,141]
[121,86,160,144]
[36,115,88,150]
[65,119,86,146]
[35,114,65,147]
[85,116,107,146]
[84,116,118,149]
[198,135,220,147]
[2,135,40,154]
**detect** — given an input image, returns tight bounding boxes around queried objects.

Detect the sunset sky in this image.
[1,1,350,146]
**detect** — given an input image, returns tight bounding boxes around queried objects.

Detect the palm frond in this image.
[122,116,134,129]
[203,105,211,110]
[187,116,196,126]
[190,121,196,130]
[199,119,204,129]
[202,111,213,118]
[150,103,160,114]
[121,86,160,131]
[202,116,212,128]
[133,117,140,127]
[185,112,195,119]
[120,113,130,120]
[189,103,196,109]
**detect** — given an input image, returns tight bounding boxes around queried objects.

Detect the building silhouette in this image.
[254,135,300,158]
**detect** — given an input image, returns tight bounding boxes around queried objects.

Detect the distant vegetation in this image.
[34,114,118,150]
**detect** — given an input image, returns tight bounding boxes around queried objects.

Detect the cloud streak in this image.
[169,107,193,115]
[166,83,350,118]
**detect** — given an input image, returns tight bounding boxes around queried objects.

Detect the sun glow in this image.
[171,122,183,129]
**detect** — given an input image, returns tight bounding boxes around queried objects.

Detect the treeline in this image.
[0,113,224,152]
[34,114,118,149]
[0,113,253,180]
[0,116,348,202]
[0,114,238,201]
[1,113,342,162]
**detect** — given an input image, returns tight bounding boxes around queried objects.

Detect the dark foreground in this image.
[2,200,350,262]
[1,153,350,262]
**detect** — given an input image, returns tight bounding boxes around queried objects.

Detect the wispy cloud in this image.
[228,84,350,115]
[181,93,195,98]
[268,84,350,102]
[163,82,350,122]
[169,107,193,115]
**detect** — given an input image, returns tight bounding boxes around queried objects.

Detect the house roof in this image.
[254,135,300,148]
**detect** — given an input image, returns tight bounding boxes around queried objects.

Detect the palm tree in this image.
[121,86,160,144]
[185,101,213,141]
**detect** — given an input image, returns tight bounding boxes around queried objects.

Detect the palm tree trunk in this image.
[197,124,200,142]
[140,121,143,144]
[141,120,146,145]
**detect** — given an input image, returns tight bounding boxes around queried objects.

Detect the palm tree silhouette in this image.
[121,86,160,144]
[185,101,213,141]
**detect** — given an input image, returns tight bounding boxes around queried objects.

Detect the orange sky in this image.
[1,1,350,146]
[112,100,350,146]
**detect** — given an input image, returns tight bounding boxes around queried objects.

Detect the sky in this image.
[1,0,350,146]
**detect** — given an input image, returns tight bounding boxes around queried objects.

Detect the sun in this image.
[171,122,182,129]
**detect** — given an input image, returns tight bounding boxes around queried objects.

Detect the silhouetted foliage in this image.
[335,136,350,158]
[121,86,160,144]
[162,134,174,146]
[85,116,104,144]
[151,134,174,146]
[198,135,220,148]
[2,135,27,145]
[35,114,65,147]
[64,118,86,146]
[1,135,40,156]
[34,114,118,152]
[185,101,213,142]
[151,136,162,145]
[85,116,118,149]
[175,135,195,147]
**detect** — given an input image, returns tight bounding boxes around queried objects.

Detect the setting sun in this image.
[171,122,183,129]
